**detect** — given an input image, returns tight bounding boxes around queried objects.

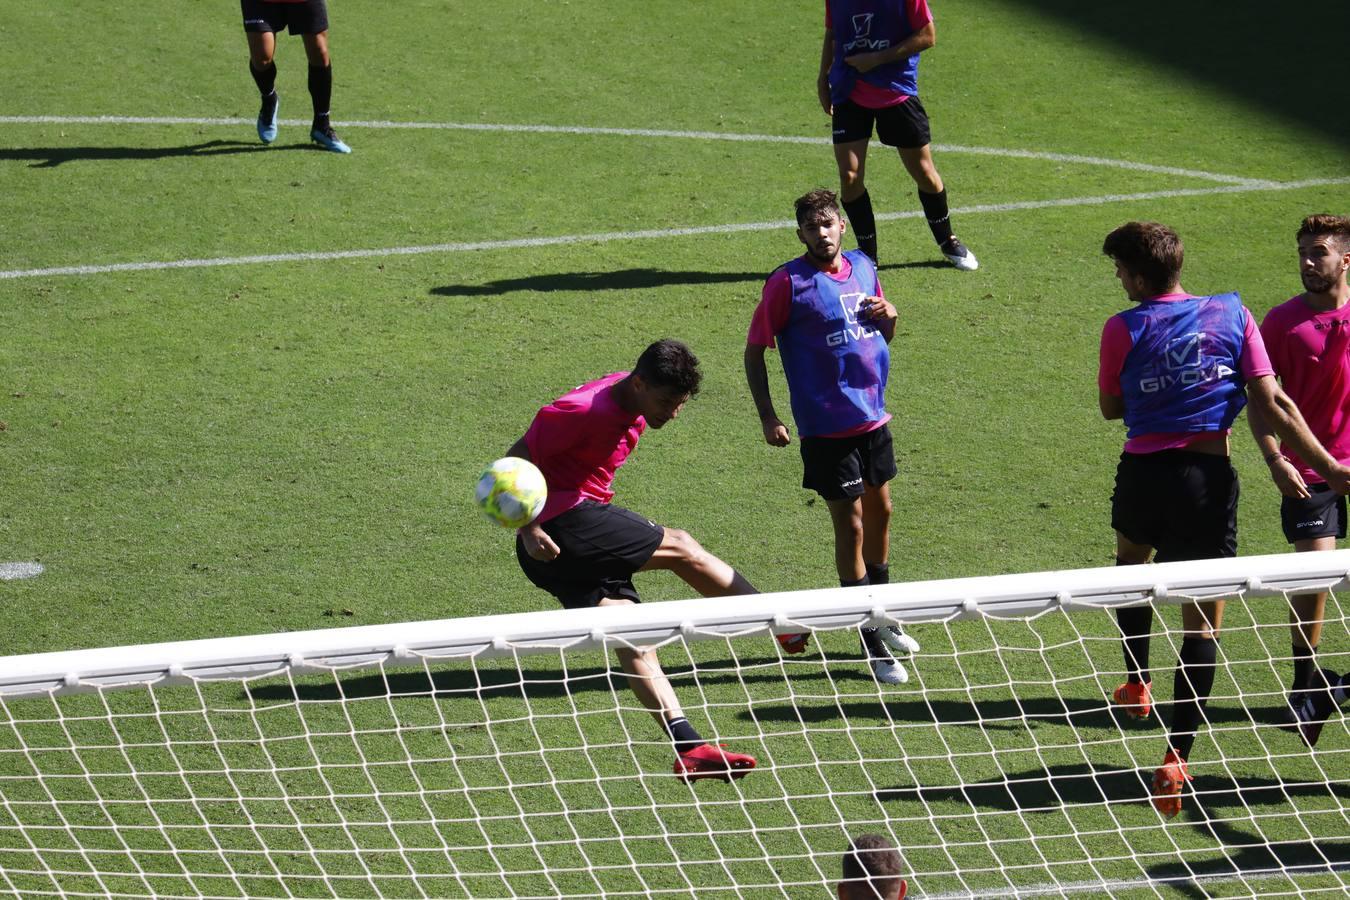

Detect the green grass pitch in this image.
[2,1,1348,897]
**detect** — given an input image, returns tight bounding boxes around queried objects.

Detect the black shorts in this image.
[241,0,329,35]
[515,501,665,609]
[1280,483,1346,543]
[832,97,932,149]
[800,423,897,501]
[1111,450,1238,563]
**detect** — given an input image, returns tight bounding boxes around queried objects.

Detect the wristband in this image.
[1264,451,1287,466]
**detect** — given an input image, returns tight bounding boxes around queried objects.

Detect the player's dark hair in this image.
[1297,214,1350,252]
[1102,221,1184,296]
[633,339,702,397]
[841,834,903,899]
[795,188,843,226]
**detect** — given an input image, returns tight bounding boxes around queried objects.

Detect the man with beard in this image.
[1248,214,1350,746]
[744,188,920,686]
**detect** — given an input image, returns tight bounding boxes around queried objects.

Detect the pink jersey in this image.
[825,0,932,109]
[1098,293,1273,453]
[523,371,644,523]
[1261,295,1350,483]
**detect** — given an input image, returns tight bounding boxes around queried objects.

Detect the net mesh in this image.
[0,578,1346,898]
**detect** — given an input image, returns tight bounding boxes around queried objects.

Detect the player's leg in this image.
[831,101,879,262]
[884,97,976,271]
[1278,487,1345,739]
[242,2,280,144]
[639,527,756,597]
[597,598,756,782]
[1112,531,1156,718]
[299,2,350,153]
[859,426,917,655]
[1150,451,1236,817]
[1109,450,1158,717]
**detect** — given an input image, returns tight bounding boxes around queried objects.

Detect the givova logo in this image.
[845,12,890,52]
[827,292,879,348]
[1139,331,1234,393]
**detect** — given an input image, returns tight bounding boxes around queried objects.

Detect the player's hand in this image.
[519,523,560,561]
[859,295,897,326]
[816,75,833,116]
[1323,463,1350,497]
[1269,458,1311,499]
[761,416,791,447]
[844,51,884,73]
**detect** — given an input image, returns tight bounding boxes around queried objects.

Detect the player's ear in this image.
[839,217,847,236]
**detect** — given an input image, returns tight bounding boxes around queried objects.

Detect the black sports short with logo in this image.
[515,501,665,609]
[1280,482,1346,543]
[1111,449,1238,562]
[241,0,329,35]
[799,423,896,502]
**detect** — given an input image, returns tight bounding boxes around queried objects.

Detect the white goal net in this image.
[0,552,1347,898]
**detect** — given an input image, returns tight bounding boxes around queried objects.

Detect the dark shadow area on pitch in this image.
[430,268,765,297]
[740,693,1124,730]
[878,260,949,271]
[876,760,1350,813]
[0,140,310,168]
[242,654,863,704]
[990,0,1350,149]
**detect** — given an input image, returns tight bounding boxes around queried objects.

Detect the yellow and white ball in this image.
[474,457,547,528]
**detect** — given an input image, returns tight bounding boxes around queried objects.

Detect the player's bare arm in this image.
[818,28,835,115]
[1098,390,1124,421]
[1248,376,1350,494]
[504,436,561,561]
[744,345,791,447]
[845,22,935,73]
[859,295,897,343]
[1246,397,1312,499]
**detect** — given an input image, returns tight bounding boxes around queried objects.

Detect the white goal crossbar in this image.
[1,552,1346,699]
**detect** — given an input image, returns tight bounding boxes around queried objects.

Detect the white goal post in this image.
[0,551,1347,898]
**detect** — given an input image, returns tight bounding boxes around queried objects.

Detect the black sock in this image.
[1114,557,1151,684]
[918,188,954,247]
[1292,643,1317,692]
[250,61,277,97]
[663,716,704,754]
[864,563,889,586]
[1116,606,1153,685]
[308,64,333,130]
[842,574,889,657]
[841,191,879,263]
[1169,637,1218,761]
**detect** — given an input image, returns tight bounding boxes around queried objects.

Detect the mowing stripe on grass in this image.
[0,115,1263,184]
[4,177,1348,282]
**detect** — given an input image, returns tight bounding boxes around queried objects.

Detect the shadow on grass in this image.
[428,257,951,297]
[990,0,1350,150]
[429,268,765,297]
[876,760,1350,813]
[1,140,311,168]
[244,655,883,704]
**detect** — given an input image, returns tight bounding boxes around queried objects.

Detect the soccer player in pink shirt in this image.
[504,339,794,782]
[1097,222,1350,817]
[1248,214,1350,747]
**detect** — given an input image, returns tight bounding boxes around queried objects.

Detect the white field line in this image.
[0,115,1264,185]
[923,858,1350,899]
[3,177,1348,282]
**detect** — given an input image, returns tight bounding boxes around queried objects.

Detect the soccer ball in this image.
[474,457,547,528]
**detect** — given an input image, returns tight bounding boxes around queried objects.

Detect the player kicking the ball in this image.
[505,339,803,782]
